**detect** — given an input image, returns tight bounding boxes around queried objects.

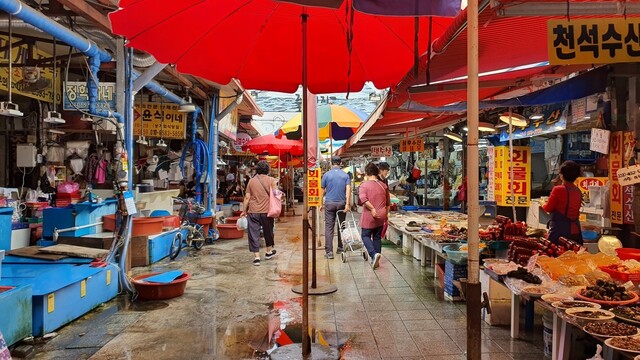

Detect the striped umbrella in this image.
[275,104,365,143]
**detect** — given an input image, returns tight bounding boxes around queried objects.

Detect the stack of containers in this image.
[444,260,467,300]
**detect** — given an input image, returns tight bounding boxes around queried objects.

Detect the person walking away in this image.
[241,161,277,266]
[542,160,584,245]
[377,161,391,238]
[321,156,351,259]
[359,162,390,269]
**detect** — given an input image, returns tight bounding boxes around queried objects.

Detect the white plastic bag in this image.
[236,216,248,231]
[586,345,604,360]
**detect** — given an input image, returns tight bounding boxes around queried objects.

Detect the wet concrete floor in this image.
[26,209,545,360]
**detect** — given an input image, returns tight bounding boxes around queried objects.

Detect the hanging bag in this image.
[259,177,283,218]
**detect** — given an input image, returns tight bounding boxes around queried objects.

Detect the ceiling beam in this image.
[193,76,215,92]
[493,1,640,17]
[163,67,208,100]
[56,0,112,33]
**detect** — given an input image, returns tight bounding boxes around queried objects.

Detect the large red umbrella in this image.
[109,0,453,94]
[242,134,304,156]
[109,1,457,356]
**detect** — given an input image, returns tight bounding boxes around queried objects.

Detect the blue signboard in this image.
[63,81,117,112]
[499,103,568,142]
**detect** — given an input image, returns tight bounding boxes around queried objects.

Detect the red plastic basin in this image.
[218,224,244,239]
[0,286,15,294]
[131,272,190,301]
[232,210,243,217]
[103,215,164,236]
[225,216,241,224]
[617,248,640,261]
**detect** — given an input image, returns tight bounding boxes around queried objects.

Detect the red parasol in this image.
[242,134,304,156]
[109,0,453,94]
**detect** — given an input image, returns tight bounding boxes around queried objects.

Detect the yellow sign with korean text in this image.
[493,146,531,207]
[548,18,640,65]
[399,138,424,153]
[0,35,59,103]
[308,168,322,207]
[575,177,608,203]
[609,131,624,224]
[133,102,187,139]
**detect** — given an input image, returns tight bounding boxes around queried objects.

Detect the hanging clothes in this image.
[95,159,108,184]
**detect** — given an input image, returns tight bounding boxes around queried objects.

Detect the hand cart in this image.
[336,210,369,263]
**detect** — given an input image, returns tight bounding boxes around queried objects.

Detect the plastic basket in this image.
[598,265,640,282]
[616,248,640,261]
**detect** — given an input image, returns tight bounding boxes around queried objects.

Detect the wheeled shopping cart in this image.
[336,210,369,263]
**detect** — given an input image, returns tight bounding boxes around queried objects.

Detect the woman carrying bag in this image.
[241,161,280,266]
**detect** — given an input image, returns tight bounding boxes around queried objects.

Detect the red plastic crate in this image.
[616,248,640,261]
[599,265,640,282]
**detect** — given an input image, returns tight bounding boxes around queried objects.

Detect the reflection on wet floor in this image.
[26,210,543,360]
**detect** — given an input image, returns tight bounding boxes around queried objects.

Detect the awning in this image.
[398,66,610,112]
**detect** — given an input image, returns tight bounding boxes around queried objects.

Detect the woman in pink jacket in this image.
[358,162,390,270]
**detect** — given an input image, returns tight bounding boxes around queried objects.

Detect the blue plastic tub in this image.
[402,205,418,211]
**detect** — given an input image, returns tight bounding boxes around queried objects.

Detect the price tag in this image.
[617,165,640,186]
[590,128,610,154]
[526,254,539,272]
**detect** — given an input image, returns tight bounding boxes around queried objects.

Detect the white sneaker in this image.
[372,253,381,269]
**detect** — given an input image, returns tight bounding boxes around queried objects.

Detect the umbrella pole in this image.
[301,12,311,357]
[466,0,481,359]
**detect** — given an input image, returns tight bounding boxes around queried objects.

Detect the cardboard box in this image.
[130,236,150,267]
[483,298,511,326]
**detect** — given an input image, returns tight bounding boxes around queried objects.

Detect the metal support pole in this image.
[301,13,311,356]
[466,0,482,358]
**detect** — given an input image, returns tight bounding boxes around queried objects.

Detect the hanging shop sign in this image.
[499,103,568,141]
[308,168,322,207]
[575,177,608,203]
[371,145,392,157]
[570,95,600,124]
[63,81,116,111]
[218,97,239,141]
[133,102,187,139]
[486,146,495,202]
[617,165,640,187]
[548,18,640,65]
[493,146,531,207]
[399,138,424,152]
[609,131,635,225]
[0,36,59,103]
[590,128,610,154]
[234,133,253,152]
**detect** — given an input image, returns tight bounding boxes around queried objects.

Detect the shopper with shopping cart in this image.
[358,162,390,270]
[321,156,351,259]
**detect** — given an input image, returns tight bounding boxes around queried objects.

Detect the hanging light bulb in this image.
[499,112,528,127]
[156,139,167,148]
[0,16,23,117]
[444,130,463,142]
[478,122,496,132]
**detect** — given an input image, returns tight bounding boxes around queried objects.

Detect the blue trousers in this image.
[362,226,383,259]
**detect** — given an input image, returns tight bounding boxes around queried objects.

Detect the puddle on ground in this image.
[217,298,349,359]
[117,296,169,312]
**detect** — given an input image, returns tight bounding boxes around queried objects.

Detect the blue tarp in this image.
[399,66,610,112]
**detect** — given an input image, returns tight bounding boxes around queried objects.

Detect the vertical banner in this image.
[486,146,495,202]
[609,131,623,224]
[623,131,635,225]
[306,91,318,168]
[308,168,322,207]
[493,146,504,205]
[494,146,531,207]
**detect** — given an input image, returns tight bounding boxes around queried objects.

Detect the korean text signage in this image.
[371,145,392,157]
[218,97,239,141]
[64,81,116,111]
[1,36,58,103]
[487,146,495,202]
[133,102,187,139]
[609,131,635,225]
[548,18,640,65]
[399,138,424,153]
[493,146,531,207]
[499,103,567,141]
[234,133,253,152]
[575,177,608,203]
[308,168,322,207]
